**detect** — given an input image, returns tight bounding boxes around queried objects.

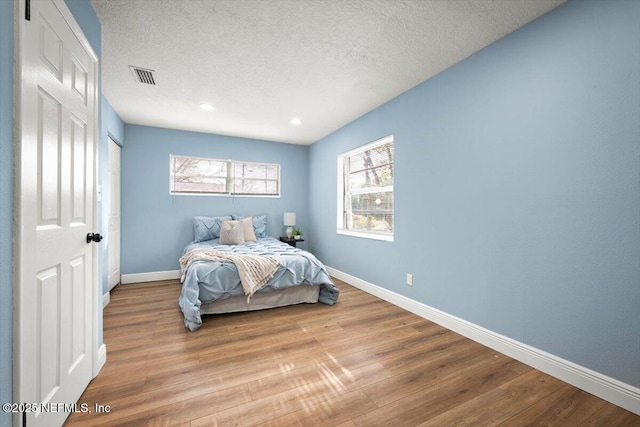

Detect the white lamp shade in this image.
[284,212,296,226]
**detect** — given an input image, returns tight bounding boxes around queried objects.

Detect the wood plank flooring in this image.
[65,278,639,426]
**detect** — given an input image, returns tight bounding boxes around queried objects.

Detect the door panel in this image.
[70,254,87,369]
[37,88,62,227]
[36,265,61,402]
[71,116,87,224]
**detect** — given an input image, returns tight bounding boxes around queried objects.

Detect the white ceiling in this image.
[92,0,566,145]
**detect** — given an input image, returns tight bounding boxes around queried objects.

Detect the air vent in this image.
[129,66,158,85]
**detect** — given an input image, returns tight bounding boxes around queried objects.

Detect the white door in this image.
[15,0,99,426]
[108,138,121,291]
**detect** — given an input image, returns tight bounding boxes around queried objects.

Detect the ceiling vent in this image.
[129,66,158,85]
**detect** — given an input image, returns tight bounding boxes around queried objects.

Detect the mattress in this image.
[179,236,338,331]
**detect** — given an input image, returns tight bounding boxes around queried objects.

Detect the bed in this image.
[178,215,339,331]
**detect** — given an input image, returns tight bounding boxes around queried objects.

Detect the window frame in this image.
[169,154,281,198]
[337,135,394,242]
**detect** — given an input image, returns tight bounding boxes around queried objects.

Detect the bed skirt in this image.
[200,285,320,315]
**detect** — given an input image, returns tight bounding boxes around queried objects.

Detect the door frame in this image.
[12,1,104,425]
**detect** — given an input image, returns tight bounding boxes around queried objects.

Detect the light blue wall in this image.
[0,2,14,424]
[309,0,640,388]
[101,96,124,295]
[121,124,309,274]
[103,96,125,145]
[64,0,100,59]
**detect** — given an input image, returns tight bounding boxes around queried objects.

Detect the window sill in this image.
[337,229,394,242]
[169,192,280,198]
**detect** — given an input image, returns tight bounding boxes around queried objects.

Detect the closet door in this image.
[108,137,121,291]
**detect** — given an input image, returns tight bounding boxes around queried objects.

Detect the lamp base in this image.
[286,226,293,238]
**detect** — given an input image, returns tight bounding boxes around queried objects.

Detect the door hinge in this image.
[25,0,31,21]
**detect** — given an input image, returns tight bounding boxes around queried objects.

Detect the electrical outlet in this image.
[406,273,413,286]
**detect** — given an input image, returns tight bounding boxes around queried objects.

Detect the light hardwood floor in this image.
[66,278,639,426]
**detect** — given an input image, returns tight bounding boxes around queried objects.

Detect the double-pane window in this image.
[170,155,280,197]
[338,135,394,240]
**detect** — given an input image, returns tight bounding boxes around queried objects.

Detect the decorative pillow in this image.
[219,220,245,245]
[240,217,257,242]
[193,215,232,243]
[232,214,267,238]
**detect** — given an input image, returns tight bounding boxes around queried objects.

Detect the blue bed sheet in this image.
[179,236,338,331]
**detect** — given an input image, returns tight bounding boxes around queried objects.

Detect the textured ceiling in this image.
[92,0,566,145]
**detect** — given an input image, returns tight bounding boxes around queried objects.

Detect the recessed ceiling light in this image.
[290,117,302,125]
[200,103,214,111]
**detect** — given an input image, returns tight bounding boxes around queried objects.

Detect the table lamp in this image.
[284,212,296,238]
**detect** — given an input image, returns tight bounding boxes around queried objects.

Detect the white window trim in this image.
[337,135,394,242]
[170,155,281,198]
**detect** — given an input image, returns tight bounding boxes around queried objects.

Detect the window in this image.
[170,155,280,197]
[337,135,394,241]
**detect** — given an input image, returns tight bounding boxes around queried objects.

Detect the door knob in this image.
[86,233,103,244]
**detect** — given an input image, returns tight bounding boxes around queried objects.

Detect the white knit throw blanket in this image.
[179,248,280,299]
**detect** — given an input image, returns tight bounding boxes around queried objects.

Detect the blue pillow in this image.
[231,214,267,238]
[193,215,232,242]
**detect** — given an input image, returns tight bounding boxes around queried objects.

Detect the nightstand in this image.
[280,237,304,247]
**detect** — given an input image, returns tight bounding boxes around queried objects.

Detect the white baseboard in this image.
[102,291,110,308]
[121,270,181,284]
[326,266,640,416]
[93,343,107,379]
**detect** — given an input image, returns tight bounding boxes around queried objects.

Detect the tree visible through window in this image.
[338,135,394,240]
[170,155,280,197]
